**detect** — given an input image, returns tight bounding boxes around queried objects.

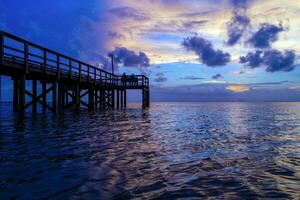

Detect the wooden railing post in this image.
[79,62,81,82]
[24,42,29,73]
[87,65,90,82]
[69,59,72,76]
[57,55,60,79]
[142,76,145,87]
[94,68,96,84]
[43,49,46,74]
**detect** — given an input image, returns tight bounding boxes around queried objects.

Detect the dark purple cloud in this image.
[247,23,284,48]
[263,50,296,72]
[109,47,150,68]
[240,50,263,68]
[226,14,250,46]
[182,36,231,67]
[240,49,296,72]
[226,0,252,46]
[212,73,223,80]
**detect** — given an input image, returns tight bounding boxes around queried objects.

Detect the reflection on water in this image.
[1,102,300,199]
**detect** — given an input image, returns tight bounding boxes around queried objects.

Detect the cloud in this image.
[263,50,296,72]
[109,6,149,21]
[226,85,251,92]
[212,73,223,79]
[154,72,167,82]
[226,0,252,46]
[182,35,231,67]
[182,75,205,80]
[230,0,253,10]
[109,47,150,68]
[247,23,284,48]
[231,70,245,75]
[240,50,263,68]
[226,14,250,46]
[107,31,124,39]
[249,81,289,86]
[240,49,296,72]
[182,20,208,29]
[96,55,111,71]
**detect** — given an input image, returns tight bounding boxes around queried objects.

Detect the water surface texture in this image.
[1,102,300,199]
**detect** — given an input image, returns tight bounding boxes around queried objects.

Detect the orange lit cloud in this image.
[226,85,251,93]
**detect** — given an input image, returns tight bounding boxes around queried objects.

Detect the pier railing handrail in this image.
[0,30,149,88]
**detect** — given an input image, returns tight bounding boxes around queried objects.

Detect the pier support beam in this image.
[116,90,120,109]
[111,89,115,109]
[75,84,80,111]
[19,75,26,115]
[142,89,150,108]
[42,81,47,112]
[88,87,94,111]
[13,78,19,113]
[124,90,127,108]
[32,80,37,113]
[52,81,57,113]
[120,90,124,108]
[58,82,62,113]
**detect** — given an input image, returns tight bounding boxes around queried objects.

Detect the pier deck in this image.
[0,31,150,115]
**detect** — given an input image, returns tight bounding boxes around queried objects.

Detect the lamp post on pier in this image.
[108,53,114,74]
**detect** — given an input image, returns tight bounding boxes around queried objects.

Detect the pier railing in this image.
[0,31,149,88]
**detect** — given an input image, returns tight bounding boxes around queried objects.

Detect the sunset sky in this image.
[1,0,300,101]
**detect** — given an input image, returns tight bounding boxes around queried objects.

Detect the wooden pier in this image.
[0,31,150,115]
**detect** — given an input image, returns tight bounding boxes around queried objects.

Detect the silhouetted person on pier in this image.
[121,72,127,86]
[130,74,137,86]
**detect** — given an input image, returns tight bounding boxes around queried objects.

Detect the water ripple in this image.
[1,102,300,199]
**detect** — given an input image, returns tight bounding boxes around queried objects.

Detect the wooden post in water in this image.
[13,78,19,113]
[19,75,25,115]
[52,81,57,113]
[75,83,80,111]
[42,81,47,112]
[111,89,115,108]
[124,89,127,108]
[58,82,62,113]
[88,87,94,111]
[116,90,120,108]
[120,90,124,108]
[32,80,37,113]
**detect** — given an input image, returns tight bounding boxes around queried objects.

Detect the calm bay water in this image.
[1,102,300,199]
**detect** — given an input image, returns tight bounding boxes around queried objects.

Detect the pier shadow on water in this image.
[1,102,300,199]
